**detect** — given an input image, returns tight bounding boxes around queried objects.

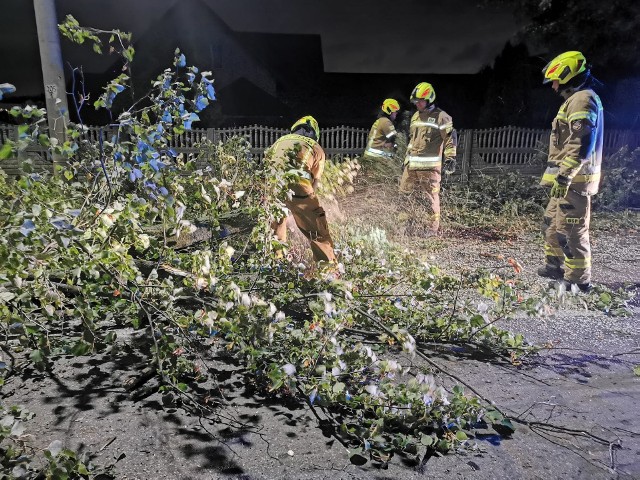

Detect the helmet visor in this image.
[543,62,572,84]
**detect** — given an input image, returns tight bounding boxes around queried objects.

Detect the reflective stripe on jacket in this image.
[540,89,604,195]
[365,117,397,155]
[405,107,456,171]
[365,147,394,158]
[405,155,442,170]
[268,133,326,196]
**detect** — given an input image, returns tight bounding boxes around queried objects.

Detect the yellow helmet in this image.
[381,98,400,115]
[410,82,435,104]
[291,115,320,140]
[543,51,587,85]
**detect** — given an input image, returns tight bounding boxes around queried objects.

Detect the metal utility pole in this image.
[33,0,69,166]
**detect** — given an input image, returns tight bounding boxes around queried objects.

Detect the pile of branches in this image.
[0,16,605,477]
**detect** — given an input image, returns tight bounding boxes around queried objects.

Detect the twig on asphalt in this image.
[99,436,117,452]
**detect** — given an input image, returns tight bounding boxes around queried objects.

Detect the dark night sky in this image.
[210,0,518,74]
[0,0,518,97]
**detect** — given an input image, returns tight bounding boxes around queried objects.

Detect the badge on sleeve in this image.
[571,120,583,131]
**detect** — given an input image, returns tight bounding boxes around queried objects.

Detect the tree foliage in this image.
[477,42,541,127]
[482,0,640,77]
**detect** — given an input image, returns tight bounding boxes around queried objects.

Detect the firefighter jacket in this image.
[540,88,603,196]
[405,107,457,170]
[269,133,326,197]
[364,117,397,158]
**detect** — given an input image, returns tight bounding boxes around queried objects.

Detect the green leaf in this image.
[420,434,434,447]
[17,125,29,138]
[269,378,284,392]
[0,290,15,302]
[29,349,45,364]
[0,142,13,160]
[436,439,451,451]
[599,292,612,305]
[501,418,515,431]
[633,365,640,376]
[484,409,504,423]
[333,382,345,394]
[123,46,135,62]
[70,341,92,356]
[455,431,468,441]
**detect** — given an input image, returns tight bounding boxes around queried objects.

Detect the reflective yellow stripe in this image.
[365,148,394,158]
[406,155,441,169]
[568,111,597,123]
[412,121,439,128]
[542,172,601,184]
[561,157,581,169]
[439,122,453,130]
[444,147,456,157]
[574,173,600,182]
[565,257,591,269]
[544,244,564,257]
[556,112,567,120]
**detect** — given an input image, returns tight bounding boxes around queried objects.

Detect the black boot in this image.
[560,280,593,293]
[537,265,563,280]
[575,282,593,293]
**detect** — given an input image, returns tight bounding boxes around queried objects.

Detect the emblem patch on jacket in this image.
[571,120,583,131]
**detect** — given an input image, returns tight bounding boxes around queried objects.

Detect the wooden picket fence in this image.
[1,124,639,182]
[458,127,640,181]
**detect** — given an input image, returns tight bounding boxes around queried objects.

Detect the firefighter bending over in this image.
[363,98,400,159]
[400,82,457,234]
[538,51,603,293]
[270,115,338,269]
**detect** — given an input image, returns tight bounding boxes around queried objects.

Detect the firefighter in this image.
[537,51,603,293]
[363,98,400,159]
[269,115,338,269]
[400,82,457,234]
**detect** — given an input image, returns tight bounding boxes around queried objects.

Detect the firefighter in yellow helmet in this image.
[400,82,457,234]
[538,51,603,293]
[363,98,400,159]
[269,115,338,268]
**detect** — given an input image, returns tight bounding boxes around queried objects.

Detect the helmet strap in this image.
[558,71,591,98]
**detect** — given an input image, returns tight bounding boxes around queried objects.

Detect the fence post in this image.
[206,127,217,144]
[461,129,473,184]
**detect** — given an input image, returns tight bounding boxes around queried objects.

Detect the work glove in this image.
[550,176,570,198]
[443,158,457,175]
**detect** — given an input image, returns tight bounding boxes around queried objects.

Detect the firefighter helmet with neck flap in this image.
[543,51,588,85]
[381,98,400,115]
[291,115,320,140]
[410,82,436,104]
